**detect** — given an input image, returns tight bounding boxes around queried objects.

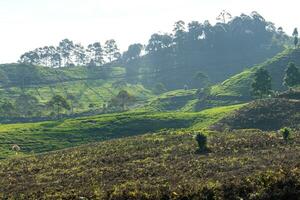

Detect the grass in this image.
[0,129,299,199]
[0,104,242,160]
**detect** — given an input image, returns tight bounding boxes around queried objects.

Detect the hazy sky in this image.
[0,0,299,63]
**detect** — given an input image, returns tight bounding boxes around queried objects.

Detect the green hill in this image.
[0,104,242,159]
[211,48,300,98]
[0,64,154,119]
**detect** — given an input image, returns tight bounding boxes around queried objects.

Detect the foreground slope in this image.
[0,130,299,199]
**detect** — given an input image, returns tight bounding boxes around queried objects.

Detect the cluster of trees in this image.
[133,11,291,88]
[17,12,298,90]
[251,62,300,98]
[0,89,136,119]
[0,94,71,119]
[19,39,122,67]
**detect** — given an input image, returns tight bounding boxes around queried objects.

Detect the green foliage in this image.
[110,90,135,111]
[192,71,210,89]
[154,83,167,94]
[195,133,208,152]
[15,93,39,117]
[251,68,272,98]
[284,62,300,88]
[47,95,71,118]
[280,127,291,142]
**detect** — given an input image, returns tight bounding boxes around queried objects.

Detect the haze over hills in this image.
[0,8,300,200]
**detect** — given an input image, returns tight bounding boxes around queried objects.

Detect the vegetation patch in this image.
[0,129,299,199]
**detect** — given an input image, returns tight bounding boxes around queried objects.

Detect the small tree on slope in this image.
[251,68,272,99]
[284,62,300,89]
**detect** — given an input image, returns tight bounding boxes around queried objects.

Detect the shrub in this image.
[195,133,208,153]
[280,127,291,143]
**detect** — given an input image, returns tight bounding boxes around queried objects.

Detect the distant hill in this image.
[0,63,154,119]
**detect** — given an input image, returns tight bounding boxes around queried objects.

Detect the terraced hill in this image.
[0,64,154,118]
[0,104,242,159]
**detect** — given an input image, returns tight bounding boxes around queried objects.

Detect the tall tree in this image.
[251,68,272,98]
[19,51,40,65]
[74,44,87,66]
[293,28,298,48]
[47,95,70,119]
[104,39,120,62]
[58,39,75,66]
[284,62,300,89]
[87,42,104,66]
[216,10,232,23]
[123,43,143,62]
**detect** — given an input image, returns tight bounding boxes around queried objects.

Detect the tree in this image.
[104,39,120,62]
[251,68,272,98]
[0,101,15,117]
[280,127,291,143]
[15,94,39,117]
[123,43,143,62]
[19,51,40,65]
[192,71,210,88]
[87,42,104,66]
[293,28,298,48]
[47,95,70,119]
[110,90,135,111]
[283,62,300,89]
[74,44,87,66]
[58,39,75,66]
[216,10,232,23]
[195,133,208,153]
[154,83,167,94]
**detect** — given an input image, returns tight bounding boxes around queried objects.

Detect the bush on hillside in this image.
[280,127,291,143]
[195,133,208,153]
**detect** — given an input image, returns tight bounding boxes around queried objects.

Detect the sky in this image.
[0,0,299,63]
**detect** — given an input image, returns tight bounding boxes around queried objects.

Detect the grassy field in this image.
[0,129,299,199]
[0,104,243,159]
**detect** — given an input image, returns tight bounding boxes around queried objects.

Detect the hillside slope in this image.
[211,48,300,98]
[212,97,300,131]
[0,129,299,199]
[0,64,154,118]
[0,104,242,159]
